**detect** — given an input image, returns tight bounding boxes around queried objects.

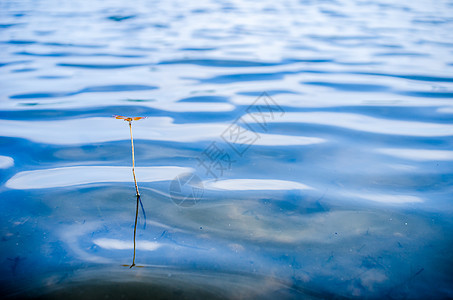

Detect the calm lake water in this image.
[1,0,453,299]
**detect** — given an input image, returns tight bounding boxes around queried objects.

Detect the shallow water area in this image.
[1,0,453,299]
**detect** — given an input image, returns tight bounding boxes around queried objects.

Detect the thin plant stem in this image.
[129,120,140,268]
[129,121,140,197]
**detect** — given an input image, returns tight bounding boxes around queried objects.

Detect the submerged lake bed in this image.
[1,0,453,298]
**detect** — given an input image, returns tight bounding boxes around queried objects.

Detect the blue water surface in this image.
[1,0,453,299]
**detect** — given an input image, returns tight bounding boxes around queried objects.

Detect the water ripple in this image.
[243,112,453,137]
[9,84,158,99]
[159,58,283,67]
[0,117,323,146]
[350,72,453,83]
[198,71,291,84]
[0,60,33,67]
[159,58,333,68]
[399,90,453,98]
[16,51,146,58]
[177,96,229,103]
[303,81,390,92]
[57,62,149,69]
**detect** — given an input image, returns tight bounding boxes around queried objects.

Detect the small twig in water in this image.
[114,115,146,268]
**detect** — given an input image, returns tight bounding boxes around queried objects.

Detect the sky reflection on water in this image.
[1,0,453,299]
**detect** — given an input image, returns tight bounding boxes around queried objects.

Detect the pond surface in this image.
[1,0,453,298]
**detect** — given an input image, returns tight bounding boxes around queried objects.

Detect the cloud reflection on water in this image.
[0,155,14,169]
[204,179,312,191]
[93,238,161,251]
[6,166,192,189]
[377,148,453,161]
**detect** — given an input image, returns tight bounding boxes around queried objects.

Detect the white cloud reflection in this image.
[5,166,192,190]
[0,155,14,169]
[437,106,453,114]
[93,238,161,251]
[156,102,235,112]
[205,179,312,191]
[60,222,111,264]
[350,193,423,204]
[252,132,324,146]
[377,148,453,161]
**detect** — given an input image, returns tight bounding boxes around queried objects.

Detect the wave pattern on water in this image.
[0,0,453,299]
